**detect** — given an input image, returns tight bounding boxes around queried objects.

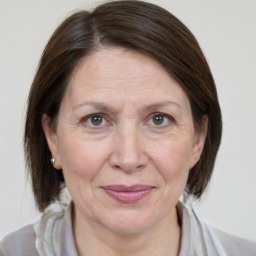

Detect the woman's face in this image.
[43,47,206,234]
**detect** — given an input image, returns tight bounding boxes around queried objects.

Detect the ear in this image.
[190,115,208,168]
[41,114,62,169]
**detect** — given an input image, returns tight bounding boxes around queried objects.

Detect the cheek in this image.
[58,137,110,179]
[149,137,193,182]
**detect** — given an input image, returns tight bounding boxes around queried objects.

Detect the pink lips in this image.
[101,185,154,203]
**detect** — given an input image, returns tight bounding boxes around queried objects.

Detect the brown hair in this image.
[24,0,222,212]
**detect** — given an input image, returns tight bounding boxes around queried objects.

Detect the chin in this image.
[100,209,166,235]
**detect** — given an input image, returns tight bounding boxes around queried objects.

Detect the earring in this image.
[50,158,55,165]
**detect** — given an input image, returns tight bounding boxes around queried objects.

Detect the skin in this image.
[42,47,207,256]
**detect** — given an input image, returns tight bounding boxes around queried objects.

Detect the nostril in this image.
[112,163,145,173]
[108,147,148,172]
[124,164,145,173]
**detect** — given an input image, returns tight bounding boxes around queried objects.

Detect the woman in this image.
[1,1,255,255]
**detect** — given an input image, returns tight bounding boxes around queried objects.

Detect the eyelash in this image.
[146,112,174,128]
[80,113,110,128]
[80,112,174,129]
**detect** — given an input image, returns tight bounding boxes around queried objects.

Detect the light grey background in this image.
[0,0,255,240]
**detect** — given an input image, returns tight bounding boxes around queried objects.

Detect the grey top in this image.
[1,201,256,256]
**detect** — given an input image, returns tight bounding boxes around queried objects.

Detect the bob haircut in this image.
[24,0,222,212]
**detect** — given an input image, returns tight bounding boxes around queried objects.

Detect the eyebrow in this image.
[140,100,182,112]
[72,100,182,112]
[72,101,115,112]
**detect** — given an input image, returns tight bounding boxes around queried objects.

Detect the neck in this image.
[73,205,181,256]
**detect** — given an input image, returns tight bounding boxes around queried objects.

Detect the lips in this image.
[101,185,154,203]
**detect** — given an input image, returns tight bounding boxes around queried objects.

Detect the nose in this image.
[109,123,148,173]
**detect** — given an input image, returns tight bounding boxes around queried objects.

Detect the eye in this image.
[90,115,103,126]
[152,115,165,125]
[148,113,173,127]
[82,114,108,127]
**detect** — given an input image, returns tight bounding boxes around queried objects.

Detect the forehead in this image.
[64,47,190,110]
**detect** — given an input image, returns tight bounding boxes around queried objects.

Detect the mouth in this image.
[101,185,155,203]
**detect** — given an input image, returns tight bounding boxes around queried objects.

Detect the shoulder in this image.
[180,201,256,256]
[0,224,38,256]
[213,228,256,256]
